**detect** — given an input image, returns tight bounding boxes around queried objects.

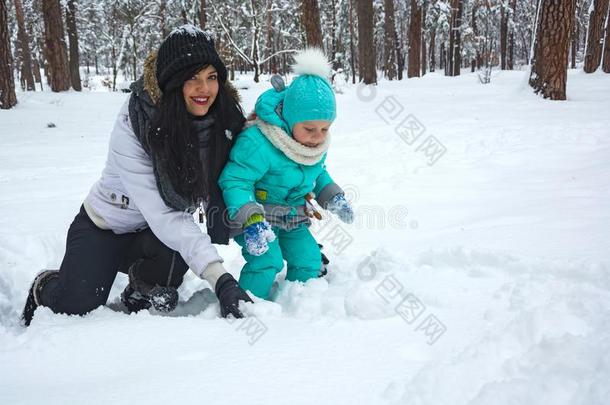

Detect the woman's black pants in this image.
[39,205,189,315]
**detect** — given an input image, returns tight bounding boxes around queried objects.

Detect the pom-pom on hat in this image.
[282,48,336,132]
[156,24,227,91]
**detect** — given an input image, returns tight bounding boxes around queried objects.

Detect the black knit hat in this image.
[156,24,228,91]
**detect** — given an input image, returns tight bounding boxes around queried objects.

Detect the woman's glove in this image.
[243,214,276,256]
[327,193,354,224]
[215,273,252,318]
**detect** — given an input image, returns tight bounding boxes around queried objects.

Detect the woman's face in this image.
[292,121,331,147]
[182,65,220,116]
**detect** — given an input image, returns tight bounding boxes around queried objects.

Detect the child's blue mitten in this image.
[327,193,354,224]
[243,214,276,256]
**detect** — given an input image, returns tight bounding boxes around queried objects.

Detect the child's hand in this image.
[327,194,354,224]
[243,214,276,256]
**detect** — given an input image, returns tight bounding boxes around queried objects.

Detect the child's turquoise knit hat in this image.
[282,48,336,132]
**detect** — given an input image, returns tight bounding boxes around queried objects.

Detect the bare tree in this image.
[584,0,609,72]
[1,0,17,108]
[529,0,575,100]
[357,0,376,84]
[408,0,421,77]
[301,0,323,48]
[42,0,71,91]
[66,0,82,91]
[212,0,295,83]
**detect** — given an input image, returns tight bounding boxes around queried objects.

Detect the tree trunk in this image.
[14,0,35,91]
[421,0,427,75]
[66,0,81,91]
[500,2,508,69]
[0,0,17,108]
[584,0,610,72]
[408,0,421,77]
[447,0,463,76]
[266,0,274,74]
[384,0,398,80]
[508,0,516,69]
[301,0,323,48]
[602,7,610,72]
[357,0,377,84]
[43,0,71,91]
[471,2,478,72]
[331,0,338,69]
[439,41,445,70]
[529,0,575,100]
[430,28,436,72]
[571,0,579,69]
[159,0,168,38]
[200,0,206,29]
[349,0,356,83]
[395,18,405,79]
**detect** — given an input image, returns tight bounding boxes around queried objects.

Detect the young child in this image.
[218,49,354,299]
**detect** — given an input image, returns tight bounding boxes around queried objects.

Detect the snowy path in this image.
[1,70,609,404]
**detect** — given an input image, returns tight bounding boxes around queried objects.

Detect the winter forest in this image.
[1,0,610,105]
[1,1,609,405]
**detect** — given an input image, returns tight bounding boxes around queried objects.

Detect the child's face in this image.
[182,65,219,116]
[292,121,331,147]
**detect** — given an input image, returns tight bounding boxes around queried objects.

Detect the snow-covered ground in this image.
[1,70,609,405]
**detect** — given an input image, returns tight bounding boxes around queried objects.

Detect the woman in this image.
[21,25,251,326]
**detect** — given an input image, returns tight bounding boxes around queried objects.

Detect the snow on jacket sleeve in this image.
[218,127,271,225]
[109,101,223,278]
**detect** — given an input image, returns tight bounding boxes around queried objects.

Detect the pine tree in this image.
[602,7,610,72]
[14,0,35,91]
[384,0,398,79]
[42,0,71,91]
[583,0,609,72]
[66,0,82,90]
[357,0,376,83]
[1,0,17,109]
[301,0,323,47]
[529,0,575,100]
[446,0,462,76]
[408,0,422,77]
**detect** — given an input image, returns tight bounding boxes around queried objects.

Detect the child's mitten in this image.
[327,194,354,224]
[243,214,276,256]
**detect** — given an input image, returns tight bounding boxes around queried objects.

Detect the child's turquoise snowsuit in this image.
[219,87,343,299]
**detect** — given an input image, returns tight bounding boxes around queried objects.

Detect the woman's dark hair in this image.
[148,65,245,204]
